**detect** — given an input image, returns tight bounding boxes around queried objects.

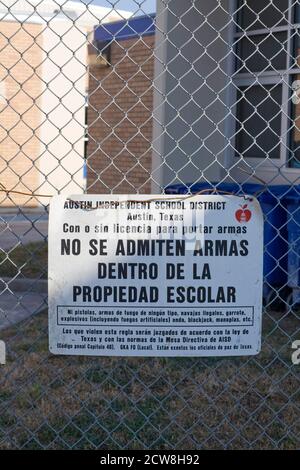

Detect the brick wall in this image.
[87,34,155,194]
[0,21,43,207]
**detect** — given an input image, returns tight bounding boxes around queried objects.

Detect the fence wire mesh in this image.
[0,0,299,450]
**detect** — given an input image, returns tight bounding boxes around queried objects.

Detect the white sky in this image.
[74,0,156,15]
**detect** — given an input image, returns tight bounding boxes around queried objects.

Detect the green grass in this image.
[0,309,299,449]
[0,242,47,279]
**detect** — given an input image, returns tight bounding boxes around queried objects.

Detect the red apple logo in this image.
[235,204,252,223]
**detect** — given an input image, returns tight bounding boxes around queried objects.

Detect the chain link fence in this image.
[0,0,299,450]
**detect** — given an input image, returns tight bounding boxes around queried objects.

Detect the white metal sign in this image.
[48,194,263,357]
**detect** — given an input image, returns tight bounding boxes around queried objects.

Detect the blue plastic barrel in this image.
[285,193,300,304]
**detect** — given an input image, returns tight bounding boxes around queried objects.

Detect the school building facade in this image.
[87,1,300,195]
[0,0,130,208]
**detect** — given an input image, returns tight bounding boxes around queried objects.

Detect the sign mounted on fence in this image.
[48,194,263,357]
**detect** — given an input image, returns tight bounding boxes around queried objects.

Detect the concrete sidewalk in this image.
[0,212,48,329]
[0,289,47,330]
[0,215,48,250]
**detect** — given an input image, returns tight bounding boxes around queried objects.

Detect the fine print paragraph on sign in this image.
[48,194,264,357]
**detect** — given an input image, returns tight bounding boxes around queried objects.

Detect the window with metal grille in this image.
[234,0,300,168]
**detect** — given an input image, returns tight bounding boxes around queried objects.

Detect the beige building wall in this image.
[0,3,132,208]
[37,18,87,205]
[0,18,86,208]
[0,21,43,207]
